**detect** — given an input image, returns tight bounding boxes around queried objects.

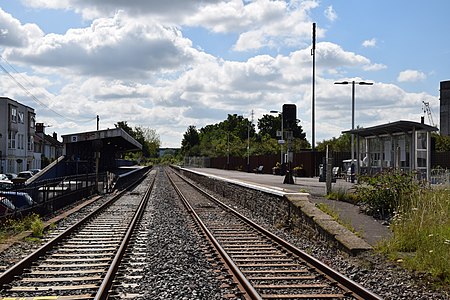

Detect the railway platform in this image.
[185,167,392,246]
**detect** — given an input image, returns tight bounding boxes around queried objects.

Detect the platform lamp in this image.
[334,80,373,182]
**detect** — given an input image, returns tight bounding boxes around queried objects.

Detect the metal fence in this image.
[430,168,450,185]
[1,173,108,222]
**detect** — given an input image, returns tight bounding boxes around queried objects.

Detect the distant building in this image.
[440,80,450,136]
[0,97,37,174]
[34,123,63,168]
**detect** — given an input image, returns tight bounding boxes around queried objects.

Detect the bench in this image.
[254,165,264,174]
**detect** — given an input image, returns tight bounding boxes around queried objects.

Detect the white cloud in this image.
[363,63,386,71]
[0,8,43,47]
[4,11,199,78]
[186,0,319,51]
[362,38,376,48]
[324,5,337,22]
[315,42,384,72]
[22,0,222,22]
[397,69,426,82]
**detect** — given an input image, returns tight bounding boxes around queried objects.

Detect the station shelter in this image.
[343,120,438,181]
[61,128,142,174]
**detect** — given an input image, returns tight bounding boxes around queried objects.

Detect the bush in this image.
[355,169,426,219]
[0,214,44,242]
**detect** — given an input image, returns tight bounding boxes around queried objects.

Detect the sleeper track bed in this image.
[166,167,382,300]
[0,171,155,300]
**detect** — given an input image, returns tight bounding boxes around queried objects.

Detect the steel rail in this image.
[94,173,156,300]
[166,169,262,300]
[0,170,150,288]
[172,168,383,300]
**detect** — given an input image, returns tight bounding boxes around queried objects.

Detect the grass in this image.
[377,187,450,285]
[315,202,361,237]
[326,187,358,204]
[0,213,45,242]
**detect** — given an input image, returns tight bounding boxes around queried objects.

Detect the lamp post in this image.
[270,110,284,165]
[334,80,373,181]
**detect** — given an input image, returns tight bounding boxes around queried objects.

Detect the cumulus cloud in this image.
[397,69,426,82]
[362,38,376,48]
[0,8,43,47]
[324,5,337,22]
[185,0,319,51]
[3,11,199,78]
[315,42,384,72]
[22,0,222,22]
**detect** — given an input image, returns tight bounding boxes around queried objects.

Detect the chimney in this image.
[36,123,44,133]
[421,116,424,124]
[53,132,57,140]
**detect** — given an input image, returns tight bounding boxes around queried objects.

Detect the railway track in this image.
[166,167,382,300]
[0,171,155,300]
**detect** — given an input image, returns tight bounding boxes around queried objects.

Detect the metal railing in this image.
[430,168,450,185]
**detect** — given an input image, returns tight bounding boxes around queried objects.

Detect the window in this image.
[10,107,17,123]
[416,132,427,150]
[8,131,16,149]
[18,112,24,123]
[29,115,35,128]
[18,134,24,150]
[28,136,34,151]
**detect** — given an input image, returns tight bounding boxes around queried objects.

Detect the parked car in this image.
[0,180,14,191]
[29,169,41,175]
[0,174,8,180]
[5,173,17,180]
[0,196,16,215]
[17,171,34,179]
[0,191,34,209]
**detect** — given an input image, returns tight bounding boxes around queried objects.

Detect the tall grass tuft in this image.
[0,213,45,242]
[379,187,450,284]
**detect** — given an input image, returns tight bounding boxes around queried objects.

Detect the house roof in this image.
[342,120,438,138]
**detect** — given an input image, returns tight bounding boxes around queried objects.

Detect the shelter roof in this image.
[61,128,142,152]
[342,120,438,138]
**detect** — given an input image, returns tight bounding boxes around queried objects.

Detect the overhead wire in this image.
[0,55,97,123]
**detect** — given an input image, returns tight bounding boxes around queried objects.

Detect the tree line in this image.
[181,115,450,159]
[181,113,310,158]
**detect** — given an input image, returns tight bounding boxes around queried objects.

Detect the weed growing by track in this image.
[0,213,44,242]
[315,203,360,237]
[377,187,450,285]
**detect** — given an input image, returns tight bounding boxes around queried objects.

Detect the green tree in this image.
[432,132,450,152]
[115,121,134,137]
[316,133,351,152]
[115,121,160,160]
[258,114,309,148]
[134,126,160,158]
[258,114,279,138]
[181,125,201,156]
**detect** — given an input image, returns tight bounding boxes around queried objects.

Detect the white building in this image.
[0,97,37,174]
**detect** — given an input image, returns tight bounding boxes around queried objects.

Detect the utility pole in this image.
[311,22,316,151]
[96,115,99,131]
[247,110,254,172]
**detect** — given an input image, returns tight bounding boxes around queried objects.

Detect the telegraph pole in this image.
[311,22,316,151]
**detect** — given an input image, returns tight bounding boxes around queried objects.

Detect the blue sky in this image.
[0,0,448,147]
